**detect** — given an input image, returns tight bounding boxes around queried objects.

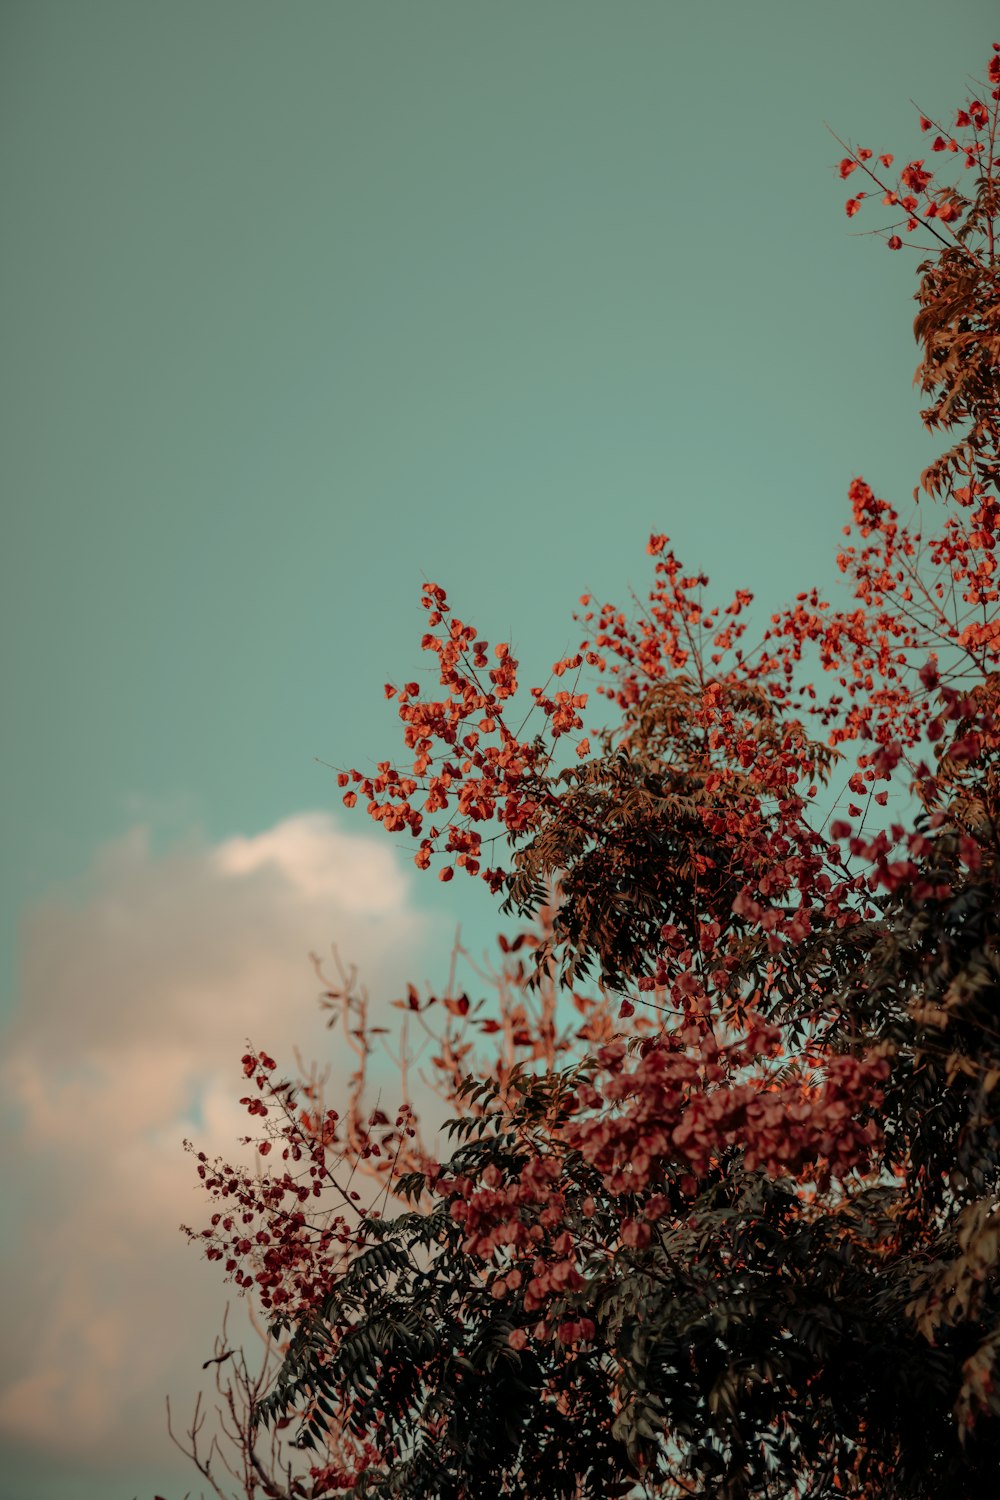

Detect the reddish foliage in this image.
[182,43,1000,1499]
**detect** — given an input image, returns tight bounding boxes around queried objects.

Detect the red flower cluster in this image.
[838,45,1000,244]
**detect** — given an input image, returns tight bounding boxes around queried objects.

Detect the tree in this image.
[182,43,1000,1499]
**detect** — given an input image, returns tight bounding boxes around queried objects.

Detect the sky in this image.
[1,3,996,1496]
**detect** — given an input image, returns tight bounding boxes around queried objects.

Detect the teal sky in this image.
[1,4,996,1496]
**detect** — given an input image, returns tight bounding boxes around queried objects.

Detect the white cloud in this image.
[213,811,409,913]
[0,813,435,1484]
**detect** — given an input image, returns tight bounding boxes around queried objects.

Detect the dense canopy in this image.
[183,44,1000,1500]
